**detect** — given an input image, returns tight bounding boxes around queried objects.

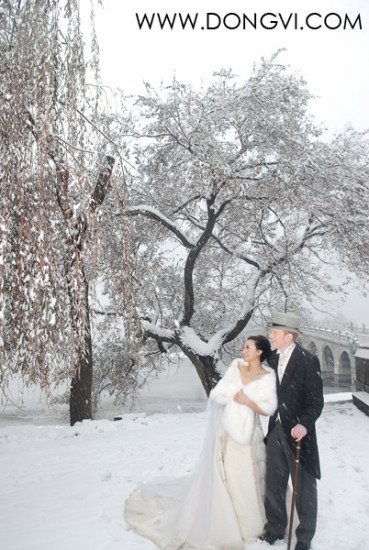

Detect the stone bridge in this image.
[300,326,359,387]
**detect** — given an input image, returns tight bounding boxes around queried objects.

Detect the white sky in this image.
[93,0,369,133]
[89,0,369,326]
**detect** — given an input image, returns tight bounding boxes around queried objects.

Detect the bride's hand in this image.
[234,389,250,406]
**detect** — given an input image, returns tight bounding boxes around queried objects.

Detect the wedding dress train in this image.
[124,361,277,549]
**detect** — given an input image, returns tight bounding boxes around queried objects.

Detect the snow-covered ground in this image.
[1,390,369,550]
[0,365,367,549]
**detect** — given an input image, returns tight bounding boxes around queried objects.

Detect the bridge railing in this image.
[301,325,359,347]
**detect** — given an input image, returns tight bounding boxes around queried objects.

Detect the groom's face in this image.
[269,328,293,351]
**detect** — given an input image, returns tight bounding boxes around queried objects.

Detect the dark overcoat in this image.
[266,344,324,479]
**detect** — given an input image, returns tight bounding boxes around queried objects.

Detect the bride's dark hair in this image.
[247,335,272,363]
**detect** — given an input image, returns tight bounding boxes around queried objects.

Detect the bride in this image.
[124,335,277,549]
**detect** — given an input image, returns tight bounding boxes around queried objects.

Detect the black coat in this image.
[266,344,324,479]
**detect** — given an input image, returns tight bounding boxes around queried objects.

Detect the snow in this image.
[323,392,352,404]
[179,325,226,356]
[355,349,369,360]
[1,393,369,550]
[356,334,369,348]
[141,320,175,341]
[355,335,369,358]
[353,391,369,407]
[127,204,195,247]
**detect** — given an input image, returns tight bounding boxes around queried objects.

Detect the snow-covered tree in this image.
[90,162,147,409]
[104,56,369,395]
[0,0,115,424]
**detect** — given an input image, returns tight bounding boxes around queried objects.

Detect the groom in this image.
[260,312,324,550]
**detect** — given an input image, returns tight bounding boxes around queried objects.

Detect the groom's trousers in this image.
[264,421,317,546]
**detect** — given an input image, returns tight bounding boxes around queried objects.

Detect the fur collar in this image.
[210,358,277,445]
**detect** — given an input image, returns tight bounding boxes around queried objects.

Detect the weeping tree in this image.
[103,57,369,396]
[89,160,147,409]
[0,0,115,424]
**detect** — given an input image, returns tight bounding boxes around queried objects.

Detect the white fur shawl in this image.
[209,359,277,445]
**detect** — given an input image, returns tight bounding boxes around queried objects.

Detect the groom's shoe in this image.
[258,531,284,544]
[295,543,310,550]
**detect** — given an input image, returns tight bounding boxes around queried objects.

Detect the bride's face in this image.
[242,339,261,363]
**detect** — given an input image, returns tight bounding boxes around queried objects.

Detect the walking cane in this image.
[287,439,302,550]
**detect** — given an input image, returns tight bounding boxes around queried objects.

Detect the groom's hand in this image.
[291,423,307,441]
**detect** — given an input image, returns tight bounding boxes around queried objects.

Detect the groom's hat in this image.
[270,311,301,334]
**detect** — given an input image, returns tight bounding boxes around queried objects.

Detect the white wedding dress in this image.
[124,361,277,549]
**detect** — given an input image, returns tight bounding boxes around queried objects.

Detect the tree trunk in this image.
[181,346,222,396]
[66,156,114,425]
[68,265,93,426]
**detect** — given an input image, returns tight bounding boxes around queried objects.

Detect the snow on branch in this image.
[141,320,176,343]
[178,326,227,356]
[210,233,260,269]
[222,272,259,344]
[126,204,195,248]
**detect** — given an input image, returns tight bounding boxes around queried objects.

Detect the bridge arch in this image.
[338,351,352,386]
[322,345,335,384]
[307,341,318,356]
[299,325,357,389]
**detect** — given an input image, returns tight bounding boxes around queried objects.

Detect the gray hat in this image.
[270,311,301,334]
